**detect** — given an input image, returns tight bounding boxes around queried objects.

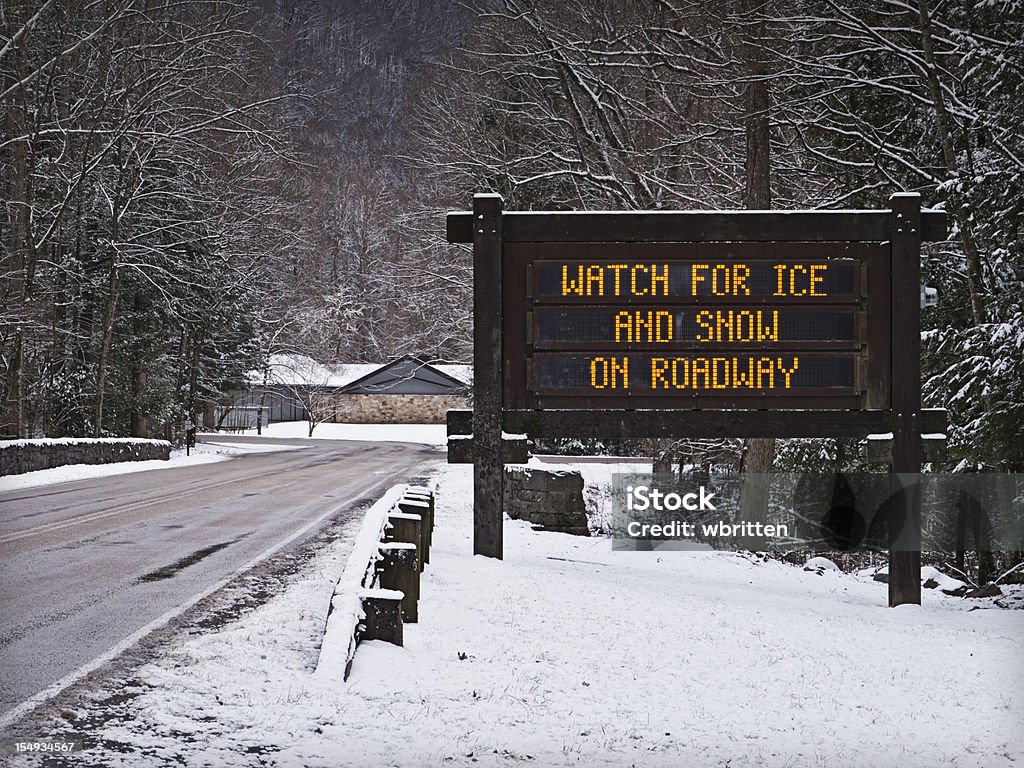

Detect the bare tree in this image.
[1,0,297,439]
[269,354,341,437]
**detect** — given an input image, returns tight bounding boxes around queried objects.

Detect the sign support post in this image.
[472,193,504,559]
[888,192,923,606]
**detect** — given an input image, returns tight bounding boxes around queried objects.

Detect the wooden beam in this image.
[447,409,473,436]
[448,436,529,464]
[446,208,947,244]
[865,434,947,464]
[503,409,892,439]
[456,406,944,456]
[921,408,947,434]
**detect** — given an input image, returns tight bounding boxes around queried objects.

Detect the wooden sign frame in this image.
[447,193,946,607]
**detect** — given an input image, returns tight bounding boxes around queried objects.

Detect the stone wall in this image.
[503,465,590,536]
[332,394,468,424]
[0,438,172,476]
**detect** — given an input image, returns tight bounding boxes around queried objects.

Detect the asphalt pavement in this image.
[0,436,439,720]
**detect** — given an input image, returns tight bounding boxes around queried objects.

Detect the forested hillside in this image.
[0,0,472,441]
[2,0,1021,470]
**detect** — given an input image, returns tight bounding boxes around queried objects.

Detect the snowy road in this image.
[0,437,439,721]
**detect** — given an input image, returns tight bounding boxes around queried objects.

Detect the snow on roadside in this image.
[0,441,305,492]
[0,437,170,449]
[26,463,1024,768]
[236,420,447,446]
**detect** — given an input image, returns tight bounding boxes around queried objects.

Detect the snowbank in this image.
[238,421,447,446]
[315,484,409,681]
[0,437,170,450]
[56,462,1023,768]
[0,441,304,492]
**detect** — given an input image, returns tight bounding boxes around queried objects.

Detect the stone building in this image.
[226,354,470,427]
[335,356,470,424]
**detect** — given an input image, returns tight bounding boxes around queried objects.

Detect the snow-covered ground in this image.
[28,462,1022,767]
[236,420,447,446]
[0,441,305,492]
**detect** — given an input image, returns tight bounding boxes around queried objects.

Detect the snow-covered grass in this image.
[235,420,447,446]
[0,441,305,492]
[38,462,1023,768]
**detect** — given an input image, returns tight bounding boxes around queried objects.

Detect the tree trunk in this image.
[129,293,147,436]
[130,366,148,437]
[916,0,987,324]
[2,87,34,437]
[743,77,771,209]
[650,438,674,474]
[4,332,25,438]
[169,328,189,438]
[187,332,202,423]
[738,0,774,546]
[93,254,121,437]
[256,357,271,435]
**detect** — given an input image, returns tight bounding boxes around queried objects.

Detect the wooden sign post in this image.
[448,193,945,606]
[888,193,924,607]
[472,194,504,560]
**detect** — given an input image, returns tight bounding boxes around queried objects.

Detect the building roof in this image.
[339,355,470,395]
[253,354,470,391]
[252,355,376,388]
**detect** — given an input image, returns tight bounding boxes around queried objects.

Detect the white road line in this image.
[0,472,399,731]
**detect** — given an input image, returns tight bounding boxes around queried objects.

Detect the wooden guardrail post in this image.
[386,510,421,551]
[406,487,434,531]
[399,497,431,568]
[406,488,435,555]
[384,510,421,619]
[318,487,437,682]
[377,543,418,623]
[360,589,404,645]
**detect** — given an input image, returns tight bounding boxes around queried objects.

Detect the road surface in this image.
[0,436,439,721]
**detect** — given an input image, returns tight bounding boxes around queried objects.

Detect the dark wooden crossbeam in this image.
[447,209,947,244]
[502,409,893,439]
